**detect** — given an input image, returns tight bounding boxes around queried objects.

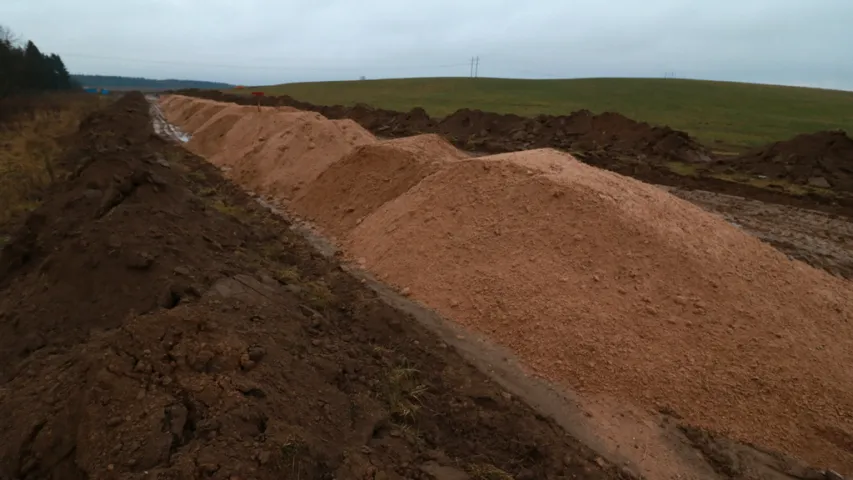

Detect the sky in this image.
[3,0,852,90]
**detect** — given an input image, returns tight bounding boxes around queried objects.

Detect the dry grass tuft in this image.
[466,463,515,480]
[387,361,428,422]
[0,95,105,228]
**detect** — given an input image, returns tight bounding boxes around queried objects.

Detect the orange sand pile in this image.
[160,96,853,473]
[346,148,853,471]
[162,95,207,125]
[182,103,226,132]
[162,96,374,197]
[292,134,468,238]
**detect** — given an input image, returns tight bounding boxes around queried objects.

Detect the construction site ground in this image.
[0,91,850,480]
[155,94,853,480]
[0,92,634,480]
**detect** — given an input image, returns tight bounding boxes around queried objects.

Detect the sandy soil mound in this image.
[163,97,376,198]
[157,94,184,110]
[0,93,628,480]
[173,99,209,125]
[720,130,853,191]
[182,103,226,131]
[291,134,466,238]
[345,148,853,472]
[179,110,243,157]
[206,111,375,198]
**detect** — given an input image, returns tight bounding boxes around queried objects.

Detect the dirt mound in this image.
[205,112,374,198]
[721,130,853,191]
[172,97,208,125]
[292,134,466,239]
[182,102,226,131]
[163,97,376,198]
[431,108,711,163]
[0,93,632,480]
[179,109,243,157]
[0,94,231,377]
[344,148,853,473]
[174,90,712,165]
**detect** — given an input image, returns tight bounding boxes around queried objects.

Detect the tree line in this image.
[72,75,233,90]
[0,25,79,99]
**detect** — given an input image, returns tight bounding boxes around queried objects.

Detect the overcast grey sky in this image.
[4,0,852,89]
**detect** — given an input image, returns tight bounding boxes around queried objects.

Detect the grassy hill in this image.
[234,77,853,152]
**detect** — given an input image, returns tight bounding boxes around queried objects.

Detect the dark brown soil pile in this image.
[720,130,853,191]
[174,89,711,165]
[0,92,630,480]
[0,94,226,374]
[434,108,711,163]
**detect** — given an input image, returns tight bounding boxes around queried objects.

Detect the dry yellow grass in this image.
[0,95,106,231]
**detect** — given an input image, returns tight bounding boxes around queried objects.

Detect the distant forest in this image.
[73,75,233,91]
[0,25,78,98]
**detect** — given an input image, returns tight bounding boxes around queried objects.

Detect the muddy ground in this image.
[667,187,853,279]
[0,92,638,479]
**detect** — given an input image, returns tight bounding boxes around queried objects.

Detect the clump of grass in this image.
[386,361,428,422]
[466,464,514,480]
[370,344,394,356]
[278,437,311,477]
[186,168,208,183]
[0,96,101,228]
[708,172,814,196]
[195,186,217,197]
[273,265,301,284]
[665,161,701,177]
[210,199,244,217]
[303,280,336,309]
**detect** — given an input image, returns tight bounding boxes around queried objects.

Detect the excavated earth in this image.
[0,93,639,480]
[713,130,853,192]
[173,90,712,165]
[173,89,853,220]
[158,94,853,480]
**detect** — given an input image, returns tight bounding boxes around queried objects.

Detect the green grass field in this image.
[232,77,853,152]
